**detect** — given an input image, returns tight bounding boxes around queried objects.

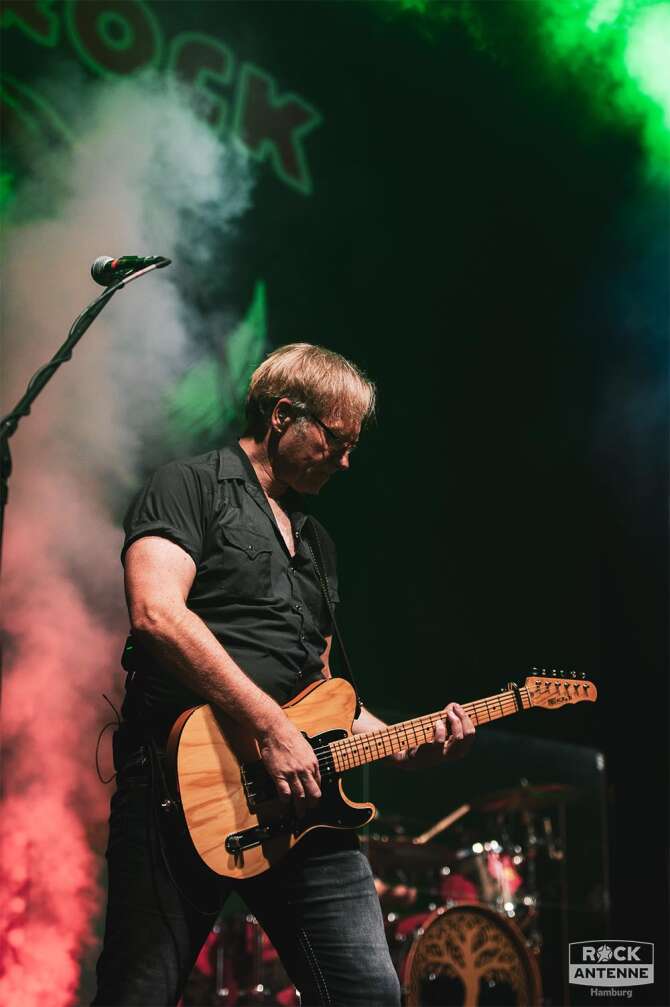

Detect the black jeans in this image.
[92,737,400,1007]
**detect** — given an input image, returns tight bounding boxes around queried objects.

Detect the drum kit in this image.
[365,780,576,1006]
[182,781,576,1007]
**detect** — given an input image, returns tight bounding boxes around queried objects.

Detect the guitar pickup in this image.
[225,820,294,855]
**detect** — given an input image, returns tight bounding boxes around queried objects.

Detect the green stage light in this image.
[0,170,15,213]
[625,4,670,126]
[540,0,670,173]
[379,0,670,175]
[587,0,626,31]
[375,0,483,46]
[165,280,267,448]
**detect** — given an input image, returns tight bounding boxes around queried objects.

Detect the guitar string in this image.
[247,684,584,784]
[244,693,527,794]
[313,692,526,760]
[244,692,582,795]
[254,682,577,774]
[314,681,586,763]
[308,692,528,765]
[242,684,583,796]
[313,687,581,770]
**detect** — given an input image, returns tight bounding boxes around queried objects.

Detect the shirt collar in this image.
[218,442,307,530]
[217,442,254,482]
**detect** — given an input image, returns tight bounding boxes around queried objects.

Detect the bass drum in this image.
[399,903,542,1007]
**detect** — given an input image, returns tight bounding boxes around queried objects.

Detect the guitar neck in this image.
[327,687,532,773]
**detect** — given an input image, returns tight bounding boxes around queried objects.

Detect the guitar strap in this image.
[302,515,362,718]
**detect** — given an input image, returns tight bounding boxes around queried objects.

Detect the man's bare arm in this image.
[125,536,321,805]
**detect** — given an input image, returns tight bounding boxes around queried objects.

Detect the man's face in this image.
[275,409,361,495]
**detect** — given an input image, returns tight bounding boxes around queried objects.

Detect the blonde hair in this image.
[245,343,376,439]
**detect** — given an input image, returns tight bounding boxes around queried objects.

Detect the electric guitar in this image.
[167,671,597,879]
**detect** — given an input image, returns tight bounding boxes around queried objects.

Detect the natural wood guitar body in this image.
[167,677,375,879]
[168,670,597,880]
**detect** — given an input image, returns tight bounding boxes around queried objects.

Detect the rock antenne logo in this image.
[569,941,654,988]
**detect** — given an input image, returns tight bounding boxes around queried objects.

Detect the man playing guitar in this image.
[93,343,475,1006]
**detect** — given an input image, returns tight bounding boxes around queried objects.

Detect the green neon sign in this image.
[1,0,322,196]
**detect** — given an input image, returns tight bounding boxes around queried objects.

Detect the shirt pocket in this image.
[216,514,274,600]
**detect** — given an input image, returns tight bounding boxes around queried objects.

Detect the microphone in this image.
[91,255,170,286]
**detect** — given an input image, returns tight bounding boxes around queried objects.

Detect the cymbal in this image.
[370,814,427,836]
[475,783,578,814]
[366,834,455,868]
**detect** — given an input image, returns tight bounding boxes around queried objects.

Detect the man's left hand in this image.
[395,703,475,769]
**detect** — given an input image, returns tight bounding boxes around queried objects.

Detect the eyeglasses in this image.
[306,412,359,454]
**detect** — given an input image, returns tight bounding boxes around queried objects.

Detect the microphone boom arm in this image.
[0,258,171,574]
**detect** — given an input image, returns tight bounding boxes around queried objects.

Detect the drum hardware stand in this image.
[237,915,270,1005]
[520,809,546,955]
[211,913,299,1007]
[214,919,232,1004]
[542,814,564,860]
[522,810,538,891]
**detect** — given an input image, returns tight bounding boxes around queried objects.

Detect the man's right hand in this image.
[257,717,322,814]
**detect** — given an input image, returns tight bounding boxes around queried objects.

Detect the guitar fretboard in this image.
[327,688,531,773]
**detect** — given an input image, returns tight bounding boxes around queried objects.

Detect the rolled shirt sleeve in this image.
[121,461,209,566]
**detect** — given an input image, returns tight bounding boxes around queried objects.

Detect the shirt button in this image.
[299,632,306,641]
[294,603,302,613]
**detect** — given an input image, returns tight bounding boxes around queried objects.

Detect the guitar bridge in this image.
[240,763,278,811]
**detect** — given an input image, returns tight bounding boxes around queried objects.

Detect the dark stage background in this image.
[1,2,668,1004]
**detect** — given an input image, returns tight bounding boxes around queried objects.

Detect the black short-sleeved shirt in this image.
[120,443,339,733]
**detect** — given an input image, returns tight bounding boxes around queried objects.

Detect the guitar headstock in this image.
[523,668,598,709]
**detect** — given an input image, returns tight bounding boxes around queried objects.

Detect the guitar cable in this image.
[95,691,220,918]
[146,734,222,918]
[95,694,121,784]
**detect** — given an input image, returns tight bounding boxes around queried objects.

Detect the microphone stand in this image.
[0,257,171,692]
